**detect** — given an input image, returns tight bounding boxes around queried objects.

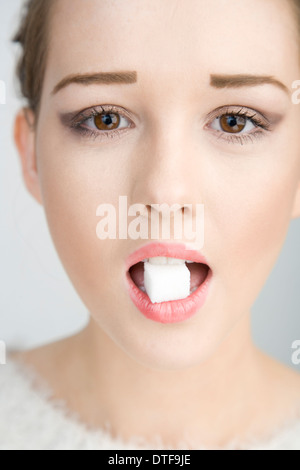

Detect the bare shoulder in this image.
[10,332,86,393]
[256,349,300,418]
[264,352,300,388]
[11,335,75,368]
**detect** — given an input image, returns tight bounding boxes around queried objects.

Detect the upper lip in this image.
[125,242,209,271]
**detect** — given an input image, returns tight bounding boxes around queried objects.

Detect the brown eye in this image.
[94,112,121,131]
[219,115,246,133]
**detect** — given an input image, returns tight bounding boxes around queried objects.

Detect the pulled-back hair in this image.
[12,0,53,121]
[12,0,300,125]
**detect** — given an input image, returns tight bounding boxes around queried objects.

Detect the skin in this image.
[13,0,300,449]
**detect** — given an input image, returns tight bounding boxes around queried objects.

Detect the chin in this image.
[109,321,223,372]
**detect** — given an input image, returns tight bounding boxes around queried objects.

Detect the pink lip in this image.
[125,242,212,324]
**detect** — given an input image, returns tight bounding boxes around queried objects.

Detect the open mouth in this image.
[125,244,213,323]
[129,258,210,300]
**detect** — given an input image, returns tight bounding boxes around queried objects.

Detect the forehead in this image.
[46,0,299,92]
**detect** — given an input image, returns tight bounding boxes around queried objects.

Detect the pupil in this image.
[103,114,113,125]
[228,116,237,127]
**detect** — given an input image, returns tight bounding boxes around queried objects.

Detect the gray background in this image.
[0,0,299,372]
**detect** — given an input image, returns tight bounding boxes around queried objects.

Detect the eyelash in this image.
[66,104,271,145]
[68,105,134,141]
[205,106,271,145]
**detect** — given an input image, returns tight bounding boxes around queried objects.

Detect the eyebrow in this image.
[52,71,137,95]
[210,74,289,94]
[52,70,289,96]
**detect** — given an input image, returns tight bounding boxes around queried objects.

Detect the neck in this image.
[75,313,262,447]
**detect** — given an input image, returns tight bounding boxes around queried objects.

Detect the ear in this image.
[291,180,300,219]
[14,108,43,205]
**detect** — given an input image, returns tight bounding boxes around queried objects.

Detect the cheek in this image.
[35,130,131,296]
[207,147,300,306]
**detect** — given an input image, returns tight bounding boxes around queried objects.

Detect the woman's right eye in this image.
[84,111,131,132]
[64,105,135,141]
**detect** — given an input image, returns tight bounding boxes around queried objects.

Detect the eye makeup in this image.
[59,104,135,141]
[205,105,272,145]
[59,103,279,145]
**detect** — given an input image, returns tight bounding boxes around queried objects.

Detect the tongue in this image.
[188,263,209,290]
[129,262,208,292]
[130,262,145,288]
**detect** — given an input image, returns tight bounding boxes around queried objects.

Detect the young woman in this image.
[1,0,300,450]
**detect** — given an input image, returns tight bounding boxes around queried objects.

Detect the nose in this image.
[127,114,205,248]
[131,120,201,210]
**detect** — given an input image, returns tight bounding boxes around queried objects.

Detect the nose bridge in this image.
[132,111,199,208]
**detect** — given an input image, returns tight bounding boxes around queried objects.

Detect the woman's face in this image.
[30,0,300,369]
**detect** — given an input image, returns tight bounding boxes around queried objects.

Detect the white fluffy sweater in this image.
[0,359,299,450]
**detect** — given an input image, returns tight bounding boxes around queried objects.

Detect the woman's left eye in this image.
[211,114,255,134]
[205,107,271,144]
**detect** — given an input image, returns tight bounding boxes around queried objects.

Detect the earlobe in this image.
[14,108,43,205]
[291,181,300,219]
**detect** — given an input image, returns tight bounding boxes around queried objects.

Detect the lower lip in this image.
[125,267,213,324]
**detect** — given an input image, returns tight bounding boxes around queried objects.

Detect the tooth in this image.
[190,286,198,294]
[148,257,186,265]
[148,257,168,265]
[185,260,194,264]
[167,258,185,265]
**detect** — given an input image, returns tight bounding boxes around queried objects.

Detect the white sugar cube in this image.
[144,261,190,303]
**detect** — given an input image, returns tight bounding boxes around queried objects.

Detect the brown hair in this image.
[12,0,53,124]
[12,0,300,126]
